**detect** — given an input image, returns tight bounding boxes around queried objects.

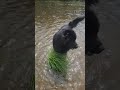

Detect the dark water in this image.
[86,0,120,90]
[35,0,85,90]
[0,0,34,89]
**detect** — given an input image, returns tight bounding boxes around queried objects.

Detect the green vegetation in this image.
[47,49,68,75]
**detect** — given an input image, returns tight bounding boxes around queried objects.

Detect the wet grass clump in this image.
[47,49,68,75]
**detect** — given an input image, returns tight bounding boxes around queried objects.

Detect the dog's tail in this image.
[69,16,85,28]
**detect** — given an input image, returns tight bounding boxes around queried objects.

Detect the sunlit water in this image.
[35,0,85,90]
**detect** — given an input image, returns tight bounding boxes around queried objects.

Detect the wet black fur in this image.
[53,17,84,53]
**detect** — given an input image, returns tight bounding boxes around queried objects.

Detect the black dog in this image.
[86,0,104,55]
[53,17,84,53]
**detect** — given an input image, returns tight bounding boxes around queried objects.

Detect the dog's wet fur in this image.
[53,17,84,53]
[86,0,104,55]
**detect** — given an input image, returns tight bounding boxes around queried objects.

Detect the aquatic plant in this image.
[47,48,68,75]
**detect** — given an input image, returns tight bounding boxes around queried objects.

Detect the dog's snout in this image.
[72,42,78,49]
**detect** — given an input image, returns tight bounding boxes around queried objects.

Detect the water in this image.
[35,0,85,90]
[86,0,120,89]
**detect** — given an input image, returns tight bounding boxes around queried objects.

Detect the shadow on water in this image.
[35,0,85,90]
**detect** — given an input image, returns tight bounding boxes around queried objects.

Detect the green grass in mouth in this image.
[47,49,68,74]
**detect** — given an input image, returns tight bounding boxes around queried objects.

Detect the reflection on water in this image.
[35,0,85,90]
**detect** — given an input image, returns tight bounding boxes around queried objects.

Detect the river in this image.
[35,0,85,90]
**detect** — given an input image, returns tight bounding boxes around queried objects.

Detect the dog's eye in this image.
[64,32,70,36]
[66,33,69,36]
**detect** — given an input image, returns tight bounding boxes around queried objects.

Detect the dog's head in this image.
[62,29,78,49]
[53,27,78,53]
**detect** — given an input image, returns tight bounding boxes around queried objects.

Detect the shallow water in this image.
[35,0,85,90]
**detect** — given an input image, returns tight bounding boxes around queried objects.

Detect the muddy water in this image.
[35,0,85,90]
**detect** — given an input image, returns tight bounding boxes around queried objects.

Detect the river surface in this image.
[35,0,85,90]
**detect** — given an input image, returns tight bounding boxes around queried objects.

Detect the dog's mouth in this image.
[71,42,78,49]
